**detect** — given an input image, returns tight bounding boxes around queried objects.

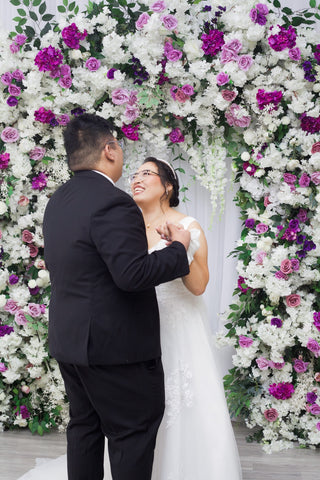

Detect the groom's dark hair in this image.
[63,113,115,171]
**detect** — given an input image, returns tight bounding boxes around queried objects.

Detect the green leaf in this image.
[29,11,38,21]
[282,7,292,14]
[273,0,281,7]
[40,23,51,36]
[23,0,30,5]
[37,425,44,435]
[310,0,316,7]
[118,0,127,6]
[291,16,305,26]
[42,13,54,21]
[68,1,76,11]
[57,5,66,12]
[25,25,36,37]
[12,16,22,22]
[39,1,46,14]
[74,5,79,14]
[19,17,27,25]
[17,8,27,15]
[11,0,21,5]
[33,0,41,5]
[63,0,68,5]
[229,304,240,311]
[15,25,23,33]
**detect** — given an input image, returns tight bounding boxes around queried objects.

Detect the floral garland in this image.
[1,0,320,450]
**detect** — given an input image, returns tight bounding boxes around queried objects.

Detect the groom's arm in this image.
[91,195,190,292]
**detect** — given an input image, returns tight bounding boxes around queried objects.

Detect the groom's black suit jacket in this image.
[43,170,189,366]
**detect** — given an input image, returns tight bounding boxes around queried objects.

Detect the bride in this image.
[18,157,242,480]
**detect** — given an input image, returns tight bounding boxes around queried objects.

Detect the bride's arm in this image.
[182,220,209,296]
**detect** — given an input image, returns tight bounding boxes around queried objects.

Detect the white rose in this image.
[241,152,251,161]
[0,294,7,308]
[286,159,300,171]
[313,83,320,93]
[184,39,202,61]
[281,116,290,125]
[28,279,37,289]
[38,270,50,281]
[0,202,7,215]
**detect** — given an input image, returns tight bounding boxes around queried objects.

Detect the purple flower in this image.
[239,335,253,348]
[15,405,30,419]
[9,274,19,285]
[303,240,316,252]
[220,47,238,64]
[107,68,117,79]
[112,88,130,105]
[124,105,140,122]
[29,286,40,296]
[268,25,297,52]
[169,128,184,144]
[288,219,300,232]
[250,4,269,25]
[310,404,320,415]
[237,55,253,71]
[256,223,269,234]
[290,258,300,271]
[283,173,297,185]
[271,317,283,328]
[275,271,288,280]
[201,29,225,57]
[243,162,257,176]
[71,107,86,116]
[12,69,24,81]
[135,12,150,30]
[34,107,55,124]
[0,153,10,169]
[256,357,270,370]
[162,14,178,31]
[0,325,14,337]
[297,209,308,223]
[307,391,318,403]
[34,46,64,72]
[14,34,27,46]
[10,43,20,54]
[256,89,283,111]
[0,363,7,372]
[28,303,42,318]
[62,23,87,49]
[216,72,229,86]
[313,312,320,332]
[121,123,139,141]
[1,72,13,85]
[269,382,295,400]
[58,76,72,89]
[7,96,18,107]
[1,127,19,143]
[294,359,309,373]
[164,43,183,62]
[288,47,301,61]
[181,84,194,96]
[85,57,101,71]
[151,1,166,12]
[307,338,320,357]
[300,113,320,134]
[32,172,48,191]
[8,84,21,96]
[29,147,46,161]
[245,218,255,229]
[15,310,27,326]
[299,172,311,187]
[238,276,250,293]
[57,114,70,126]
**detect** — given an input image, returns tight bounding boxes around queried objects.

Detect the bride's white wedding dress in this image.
[18,217,242,480]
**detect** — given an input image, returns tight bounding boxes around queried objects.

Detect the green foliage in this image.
[9,0,56,44]
[223,368,258,418]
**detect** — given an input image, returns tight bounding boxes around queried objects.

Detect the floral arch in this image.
[1,0,320,452]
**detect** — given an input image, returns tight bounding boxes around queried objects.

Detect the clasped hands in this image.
[156,221,191,251]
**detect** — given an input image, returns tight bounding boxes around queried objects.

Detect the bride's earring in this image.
[165,187,168,197]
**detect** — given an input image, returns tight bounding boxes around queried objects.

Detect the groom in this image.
[43,113,190,480]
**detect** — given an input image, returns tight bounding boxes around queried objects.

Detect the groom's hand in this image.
[156,222,190,251]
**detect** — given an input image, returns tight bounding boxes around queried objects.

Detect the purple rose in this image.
[288,218,300,232]
[4,300,19,314]
[85,57,101,71]
[151,0,166,12]
[283,173,297,185]
[112,88,130,105]
[243,161,257,176]
[15,310,28,326]
[271,317,283,328]
[1,127,19,143]
[290,258,300,271]
[10,43,20,54]
[107,68,117,79]
[307,391,317,403]
[256,357,269,370]
[239,335,253,348]
[299,172,311,187]
[220,47,238,64]
[310,404,320,415]
[12,69,24,81]
[311,172,320,185]
[0,363,7,372]
[124,105,140,122]
[162,14,178,30]
[135,12,150,30]
[294,359,309,373]
[34,107,55,124]
[216,72,229,86]
[0,325,14,337]
[245,218,255,229]
[269,382,295,400]
[7,96,18,107]
[31,172,48,191]
[9,274,19,285]
[297,209,308,223]
[58,76,72,89]
[62,23,87,49]
[166,48,183,62]
[288,47,301,61]
[181,84,194,96]
[8,84,21,96]
[256,223,269,234]
[307,338,320,357]
[28,303,42,318]
[268,25,297,52]
[1,72,13,85]
[14,34,27,46]
[275,271,288,280]
[57,114,70,126]
[313,312,320,332]
[169,128,184,143]
[0,153,10,169]
[29,147,46,161]
[237,55,253,71]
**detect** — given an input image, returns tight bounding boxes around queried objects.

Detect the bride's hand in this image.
[156,222,190,250]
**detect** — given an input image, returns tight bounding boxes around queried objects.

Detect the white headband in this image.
[156,158,177,179]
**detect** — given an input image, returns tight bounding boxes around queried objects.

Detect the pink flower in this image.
[280,259,293,275]
[0,362,7,372]
[57,114,70,126]
[4,300,19,314]
[18,196,29,207]
[151,0,166,11]
[135,12,150,30]
[10,43,20,53]
[225,39,243,54]
[22,230,34,243]
[21,385,30,394]
[275,271,289,280]
[264,195,271,207]
[181,84,194,96]
[175,88,188,103]
[169,128,184,143]
[29,245,39,258]
[288,47,301,61]
[269,382,295,400]
[256,357,269,370]
[237,55,253,71]
[256,223,269,234]
[62,23,87,49]
[121,123,139,141]
[315,372,320,382]
[58,76,72,89]
[124,105,140,122]
[307,338,320,357]
[127,90,138,106]
[85,57,101,71]
[34,107,55,124]
[162,14,178,30]
[293,359,309,373]
[238,335,253,348]
[166,48,183,62]
[14,34,27,46]
[310,404,320,415]
[112,88,130,105]
[256,251,267,265]
[8,84,21,96]
[28,303,42,318]
[1,72,13,85]
[269,360,285,370]
[1,127,19,143]
[299,172,310,187]
[216,72,229,86]
[221,90,237,102]
[264,408,279,422]
[60,64,71,77]
[0,153,10,169]
[291,258,300,271]
[311,142,320,154]
[15,310,28,326]
[286,294,301,308]
[311,172,320,185]
[316,422,320,431]
[220,47,238,64]
[29,147,46,161]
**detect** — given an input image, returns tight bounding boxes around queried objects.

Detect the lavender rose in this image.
[264,408,279,422]
[299,172,310,187]
[162,14,178,31]
[112,88,130,105]
[256,223,269,234]
[28,303,42,318]
[1,127,19,143]
[256,357,269,370]
[15,310,28,326]
[29,147,46,161]
[237,55,253,71]
[286,294,301,308]
[135,12,150,30]
[151,0,166,12]
[238,335,253,348]
[310,404,320,415]
[307,338,320,357]
[216,72,229,86]
[280,259,293,275]
[294,359,309,373]
[311,172,320,185]
[8,84,21,96]
[85,57,101,71]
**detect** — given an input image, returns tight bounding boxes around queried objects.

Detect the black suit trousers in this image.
[58,360,165,480]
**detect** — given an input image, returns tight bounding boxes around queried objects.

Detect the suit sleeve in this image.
[90,194,190,292]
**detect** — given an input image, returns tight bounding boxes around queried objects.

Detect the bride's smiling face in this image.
[130,162,166,206]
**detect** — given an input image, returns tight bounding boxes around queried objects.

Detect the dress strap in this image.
[179,216,196,229]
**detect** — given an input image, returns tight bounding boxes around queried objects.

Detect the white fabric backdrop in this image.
[0,0,314,374]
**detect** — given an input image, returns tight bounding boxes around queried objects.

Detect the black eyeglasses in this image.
[129,169,161,183]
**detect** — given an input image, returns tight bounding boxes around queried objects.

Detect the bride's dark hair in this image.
[143,157,180,207]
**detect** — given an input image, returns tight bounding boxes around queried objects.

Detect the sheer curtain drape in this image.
[0,0,311,375]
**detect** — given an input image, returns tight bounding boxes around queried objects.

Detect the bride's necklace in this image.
[145,212,168,230]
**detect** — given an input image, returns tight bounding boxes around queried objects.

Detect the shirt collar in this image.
[92,170,115,186]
